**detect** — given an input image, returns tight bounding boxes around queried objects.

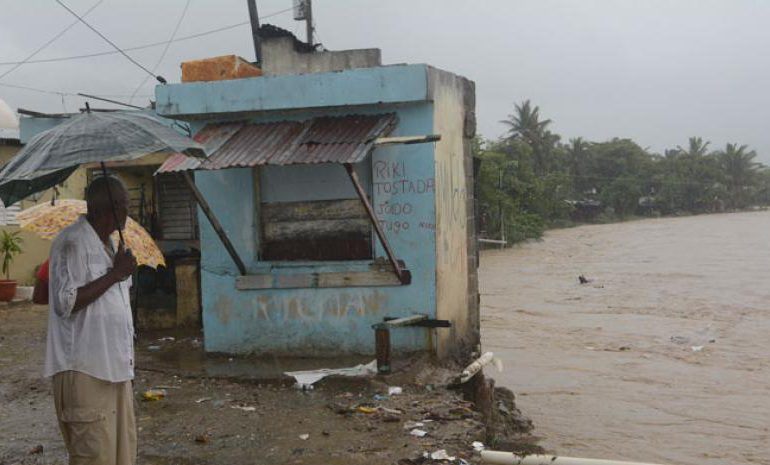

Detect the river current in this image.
[481,211,770,465]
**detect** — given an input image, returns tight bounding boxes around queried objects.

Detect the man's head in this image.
[85,175,129,232]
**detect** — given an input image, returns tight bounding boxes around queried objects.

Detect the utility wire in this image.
[129,0,191,103]
[0,0,104,82]
[0,6,296,67]
[55,0,164,83]
[0,81,150,98]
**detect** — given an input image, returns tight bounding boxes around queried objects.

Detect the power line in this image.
[55,0,164,83]
[0,6,296,67]
[130,0,191,103]
[0,0,104,82]
[0,81,150,99]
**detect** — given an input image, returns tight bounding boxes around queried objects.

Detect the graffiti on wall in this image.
[373,160,434,234]
[215,292,387,324]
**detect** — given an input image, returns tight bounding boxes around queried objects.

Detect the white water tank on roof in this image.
[0,98,19,130]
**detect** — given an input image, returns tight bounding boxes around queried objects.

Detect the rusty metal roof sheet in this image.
[156,113,396,173]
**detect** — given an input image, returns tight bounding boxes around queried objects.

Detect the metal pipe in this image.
[246,0,262,64]
[481,451,667,465]
[305,0,313,45]
[375,327,391,374]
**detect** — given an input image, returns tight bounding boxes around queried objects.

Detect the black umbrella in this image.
[0,110,205,206]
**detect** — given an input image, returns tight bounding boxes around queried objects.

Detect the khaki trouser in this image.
[53,371,137,465]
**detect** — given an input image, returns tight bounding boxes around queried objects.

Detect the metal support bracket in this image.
[344,163,411,285]
[372,314,452,374]
[180,171,247,276]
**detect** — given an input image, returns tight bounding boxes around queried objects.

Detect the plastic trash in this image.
[472,441,485,451]
[373,394,387,401]
[299,434,309,440]
[430,449,455,461]
[158,336,175,342]
[691,345,704,352]
[195,397,212,404]
[285,360,377,390]
[231,405,256,412]
[388,386,403,395]
[356,406,377,414]
[142,389,167,401]
[410,428,428,437]
[403,421,424,429]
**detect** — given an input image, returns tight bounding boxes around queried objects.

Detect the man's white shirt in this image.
[44,215,134,382]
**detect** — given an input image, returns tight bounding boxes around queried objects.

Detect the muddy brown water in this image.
[481,211,770,465]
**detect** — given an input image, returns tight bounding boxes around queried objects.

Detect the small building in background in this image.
[155,27,479,359]
[14,111,201,328]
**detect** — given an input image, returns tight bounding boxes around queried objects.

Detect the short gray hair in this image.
[86,175,128,214]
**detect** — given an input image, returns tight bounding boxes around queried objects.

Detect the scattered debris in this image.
[670,336,690,345]
[230,405,257,412]
[410,429,428,438]
[157,336,175,342]
[299,434,310,440]
[578,275,591,284]
[691,345,704,352]
[147,345,161,351]
[284,360,377,389]
[472,441,485,451]
[404,421,425,430]
[195,397,212,403]
[356,406,378,414]
[427,449,455,461]
[142,389,167,401]
[388,386,403,396]
[381,407,403,415]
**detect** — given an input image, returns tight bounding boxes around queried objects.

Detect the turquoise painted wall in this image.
[163,66,440,356]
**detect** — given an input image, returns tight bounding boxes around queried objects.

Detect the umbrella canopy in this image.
[17,199,166,269]
[0,111,205,205]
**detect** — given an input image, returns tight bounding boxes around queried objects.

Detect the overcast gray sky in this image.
[1,0,769,161]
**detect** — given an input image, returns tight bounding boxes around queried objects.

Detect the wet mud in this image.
[0,302,536,465]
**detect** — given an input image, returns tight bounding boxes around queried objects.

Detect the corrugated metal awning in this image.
[156,113,396,174]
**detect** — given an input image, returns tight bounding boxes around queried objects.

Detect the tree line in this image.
[476,100,770,244]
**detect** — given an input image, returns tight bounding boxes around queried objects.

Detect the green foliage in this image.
[477,101,770,246]
[0,230,23,280]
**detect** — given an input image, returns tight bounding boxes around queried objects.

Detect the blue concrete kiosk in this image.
[155,63,479,360]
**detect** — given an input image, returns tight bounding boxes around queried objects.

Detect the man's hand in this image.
[72,244,136,313]
[111,244,137,282]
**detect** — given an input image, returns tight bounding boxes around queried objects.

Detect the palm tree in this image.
[718,143,760,208]
[500,100,552,146]
[676,137,710,158]
[500,100,554,175]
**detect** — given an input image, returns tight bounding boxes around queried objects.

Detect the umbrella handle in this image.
[100,162,126,248]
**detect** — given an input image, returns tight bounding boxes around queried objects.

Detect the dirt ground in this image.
[0,302,537,465]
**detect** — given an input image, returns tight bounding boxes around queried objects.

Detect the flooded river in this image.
[481,211,770,465]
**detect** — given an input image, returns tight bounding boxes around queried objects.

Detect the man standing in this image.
[44,176,138,465]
